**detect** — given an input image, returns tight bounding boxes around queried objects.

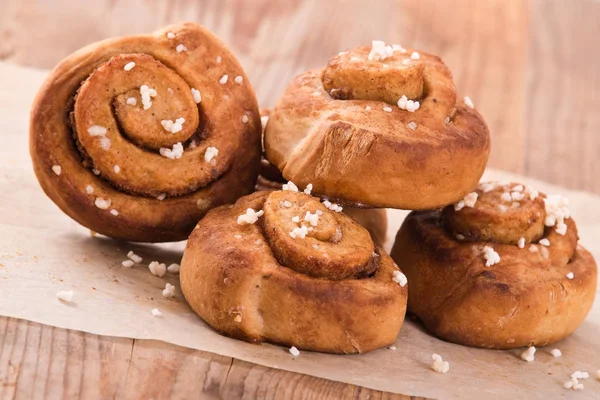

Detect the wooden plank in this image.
[0,317,417,399]
[0,317,133,399]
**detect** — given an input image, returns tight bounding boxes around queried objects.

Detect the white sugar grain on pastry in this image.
[312,91,321,96]
[110,209,119,216]
[204,146,219,162]
[87,125,107,136]
[167,263,180,274]
[524,185,539,200]
[539,238,550,246]
[402,59,411,66]
[550,349,562,357]
[383,106,393,112]
[176,44,187,53]
[521,346,536,362]
[518,237,525,249]
[291,216,300,223]
[455,233,465,240]
[498,204,508,212]
[127,251,143,263]
[234,234,243,239]
[159,142,184,160]
[500,192,512,202]
[464,96,475,109]
[431,354,450,373]
[219,74,228,84]
[365,105,371,111]
[241,114,249,124]
[397,95,420,112]
[140,85,157,110]
[392,44,407,53]
[234,75,243,84]
[162,283,176,298]
[529,244,538,253]
[322,200,343,212]
[555,222,567,235]
[148,261,167,277]
[216,55,222,63]
[483,246,500,267]
[410,51,420,60]
[392,270,407,287]
[368,40,393,61]
[511,184,524,192]
[191,88,202,103]
[122,259,134,268]
[407,121,417,131]
[56,290,74,303]
[289,346,300,357]
[99,136,111,150]
[113,164,121,174]
[167,87,174,94]
[303,183,313,195]
[94,197,111,210]
[124,61,135,71]
[478,182,497,193]
[289,225,309,239]
[85,185,94,194]
[237,208,264,225]
[304,211,319,226]
[92,168,101,175]
[126,97,137,106]
[151,308,162,317]
[566,272,574,280]
[540,246,550,259]
[283,200,292,208]
[52,165,62,175]
[282,181,299,192]
[156,193,166,201]
[166,32,175,39]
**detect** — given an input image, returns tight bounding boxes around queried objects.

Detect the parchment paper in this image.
[1,62,598,399]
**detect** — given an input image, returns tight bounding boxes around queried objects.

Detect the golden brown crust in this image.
[264,45,490,209]
[180,190,407,354]
[30,23,261,242]
[391,182,597,349]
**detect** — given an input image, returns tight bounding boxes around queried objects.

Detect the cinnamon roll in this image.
[30,23,261,242]
[180,189,408,354]
[391,181,597,349]
[264,41,490,209]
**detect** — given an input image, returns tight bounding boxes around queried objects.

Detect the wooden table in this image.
[1,0,598,398]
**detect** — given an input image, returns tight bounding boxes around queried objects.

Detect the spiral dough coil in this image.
[180,190,408,354]
[30,23,261,242]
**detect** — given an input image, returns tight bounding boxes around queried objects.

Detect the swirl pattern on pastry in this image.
[30,23,261,242]
[180,190,407,354]
[264,42,490,209]
[391,181,597,349]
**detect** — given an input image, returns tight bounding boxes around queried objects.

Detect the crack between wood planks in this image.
[113,339,136,400]
[220,357,235,394]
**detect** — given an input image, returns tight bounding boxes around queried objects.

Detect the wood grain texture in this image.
[0,317,415,400]
[0,0,598,398]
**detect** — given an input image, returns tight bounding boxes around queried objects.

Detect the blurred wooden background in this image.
[0,0,598,399]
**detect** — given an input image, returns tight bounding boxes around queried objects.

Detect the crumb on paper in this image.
[56,290,74,303]
[151,308,162,317]
[521,346,536,362]
[431,354,450,373]
[148,261,167,277]
[289,346,300,357]
[162,283,176,298]
[167,263,180,274]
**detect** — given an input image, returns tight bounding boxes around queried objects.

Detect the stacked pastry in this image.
[30,25,597,355]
